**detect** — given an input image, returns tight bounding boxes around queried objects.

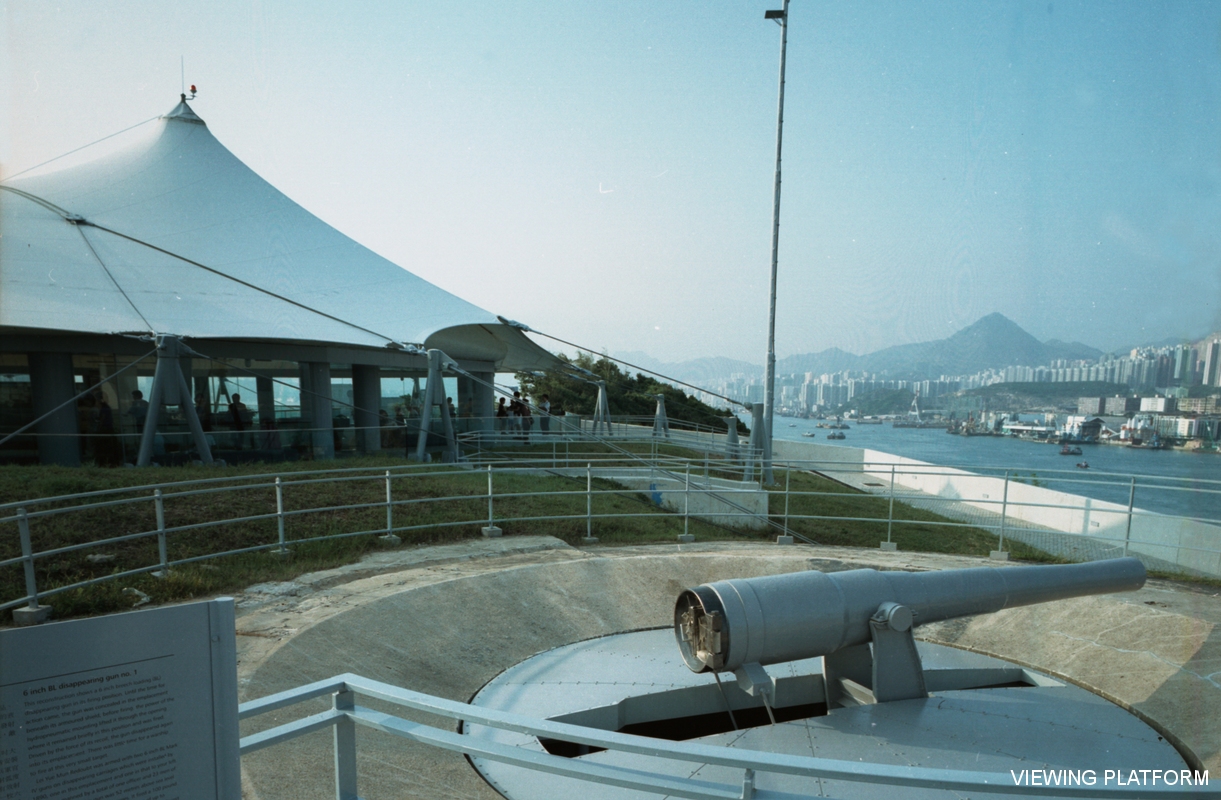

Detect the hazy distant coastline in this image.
[618,313,1218,386]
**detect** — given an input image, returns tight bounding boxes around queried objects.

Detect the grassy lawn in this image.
[1,450,1053,621]
[771,469,1056,561]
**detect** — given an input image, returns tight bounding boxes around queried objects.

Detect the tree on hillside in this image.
[517,353,748,434]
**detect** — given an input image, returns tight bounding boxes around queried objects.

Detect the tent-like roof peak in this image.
[1,98,561,371]
[162,96,205,126]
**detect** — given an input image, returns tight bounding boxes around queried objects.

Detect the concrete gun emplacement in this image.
[674,558,1146,705]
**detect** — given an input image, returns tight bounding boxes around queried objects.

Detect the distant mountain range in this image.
[618,313,1106,385]
[796,313,1103,379]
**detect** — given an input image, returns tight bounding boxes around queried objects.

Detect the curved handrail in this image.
[237,673,1200,798]
[3,452,1219,615]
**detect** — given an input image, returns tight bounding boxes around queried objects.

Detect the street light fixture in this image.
[762,0,790,485]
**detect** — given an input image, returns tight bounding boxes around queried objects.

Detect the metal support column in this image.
[299,362,334,460]
[352,364,382,454]
[591,381,612,436]
[28,352,81,467]
[438,379,458,462]
[414,350,457,462]
[724,416,740,463]
[255,374,276,441]
[456,373,475,438]
[137,336,212,466]
[653,394,670,438]
[746,403,765,481]
[472,371,495,440]
[413,352,438,462]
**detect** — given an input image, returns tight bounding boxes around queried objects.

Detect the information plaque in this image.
[0,599,239,800]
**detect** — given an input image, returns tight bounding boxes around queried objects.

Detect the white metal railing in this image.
[4,450,1221,616]
[236,673,1199,799]
[0,413,735,462]
[0,454,758,615]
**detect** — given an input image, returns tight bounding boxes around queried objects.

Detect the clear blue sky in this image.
[4,1,1219,364]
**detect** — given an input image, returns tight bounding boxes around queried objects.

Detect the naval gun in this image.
[674,558,1145,705]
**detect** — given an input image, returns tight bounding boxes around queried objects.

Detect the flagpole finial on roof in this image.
[163,95,205,126]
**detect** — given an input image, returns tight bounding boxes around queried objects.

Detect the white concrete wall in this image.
[522,420,1221,576]
[772,439,1221,578]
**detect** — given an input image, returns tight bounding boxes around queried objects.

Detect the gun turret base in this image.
[468,627,1191,800]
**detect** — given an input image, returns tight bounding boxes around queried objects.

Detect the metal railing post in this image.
[487,465,494,528]
[154,489,169,577]
[18,508,39,609]
[275,477,287,556]
[783,466,791,534]
[684,461,691,539]
[997,471,1010,554]
[333,688,358,800]
[1124,477,1136,557]
[886,465,896,546]
[586,463,593,540]
[385,471,393,534]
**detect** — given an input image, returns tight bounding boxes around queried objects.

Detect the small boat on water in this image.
[801,432,817,438]
[1076,461,1090,469]
[827,431,846,440]
[1060,445,1083,456]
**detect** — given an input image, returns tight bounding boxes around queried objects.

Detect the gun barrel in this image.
[674,558,1145,673]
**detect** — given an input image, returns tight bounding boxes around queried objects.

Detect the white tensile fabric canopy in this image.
[0,99,557,371]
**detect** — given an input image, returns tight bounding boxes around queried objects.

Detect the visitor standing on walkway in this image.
[520,395,533,442]
[496,397,508,434]
[509,392,524,438]
[127,390,149,433]
[538,394,551,434]
[229,394,249,450]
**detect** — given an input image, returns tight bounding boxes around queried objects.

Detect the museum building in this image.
[0,97,557,466]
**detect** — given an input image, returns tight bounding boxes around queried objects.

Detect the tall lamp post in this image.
[762,0,790,485]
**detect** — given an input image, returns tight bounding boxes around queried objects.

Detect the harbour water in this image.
[773,417,1221,524]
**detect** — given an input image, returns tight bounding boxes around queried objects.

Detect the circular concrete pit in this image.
[235,538,1221,799]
